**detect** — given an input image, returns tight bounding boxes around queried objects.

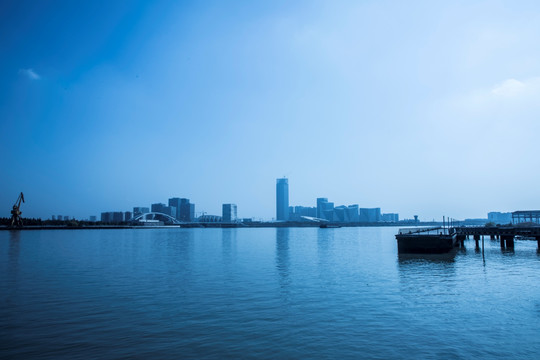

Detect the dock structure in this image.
[396,227,458,254]
[396,225,540,253]
[454,226,540,249]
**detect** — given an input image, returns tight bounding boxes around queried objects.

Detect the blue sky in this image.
[2,0,540,221]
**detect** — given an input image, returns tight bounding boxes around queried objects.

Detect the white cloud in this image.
[491,78,526,97]
[19,68,41,80]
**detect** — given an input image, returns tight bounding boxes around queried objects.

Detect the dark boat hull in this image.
[396,234,457,254]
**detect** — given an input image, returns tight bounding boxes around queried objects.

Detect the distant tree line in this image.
[0,217,129,227]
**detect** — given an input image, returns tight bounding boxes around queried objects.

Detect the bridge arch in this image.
[130,212,182,225]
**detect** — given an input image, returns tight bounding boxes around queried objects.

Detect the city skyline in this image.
[2,1,540,220]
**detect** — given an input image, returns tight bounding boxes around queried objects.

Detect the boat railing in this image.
[398,227,443,235]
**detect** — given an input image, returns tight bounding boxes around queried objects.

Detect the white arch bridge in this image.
[130,212,182,225]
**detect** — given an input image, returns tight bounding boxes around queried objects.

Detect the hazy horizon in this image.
[2,1,540,221]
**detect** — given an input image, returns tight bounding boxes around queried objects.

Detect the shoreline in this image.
[0,222,440,230]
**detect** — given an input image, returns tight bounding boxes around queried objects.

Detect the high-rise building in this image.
[151,203,166,213]
[89,216,97,222]
[112,212,124,222]
[151,203,176,217]
[169,198,193,221]
[101,212,111,223]
[168,198,195,222]
[124,212,132,222]
[222,204,238,223]
[276,178,289,221]
[346,205,359,222]
[317,198,328,218]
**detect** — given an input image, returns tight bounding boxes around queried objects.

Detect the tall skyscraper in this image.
[168,198,195,222]
[222,204,238,223]
[276,178,289,221]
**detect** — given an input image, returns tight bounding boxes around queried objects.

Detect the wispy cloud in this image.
[491,78,526,97]
[19,68,41,80]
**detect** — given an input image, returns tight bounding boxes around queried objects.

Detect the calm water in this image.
[1,227,540,359]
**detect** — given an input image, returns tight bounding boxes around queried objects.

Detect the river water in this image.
[1,227,540,359]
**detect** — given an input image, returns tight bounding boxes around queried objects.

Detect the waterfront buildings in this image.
[276,178,289,221]
[381,213,399,222]
[316,198,335,220]
[222,204,238,223]
[512,210,540,224]
[101,211,124,223]
[316,198,328,218]
[179,198,195,222]
[359,208,381,223]
[488,212,512,224]
[288,206,317,220]
[198,214,222,223]
[168,198,195,222]
[151,203,176,218]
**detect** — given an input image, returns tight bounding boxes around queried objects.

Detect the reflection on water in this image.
[8,231,21,273]
[275,228,290,292]
[221,228,236,267]
[2,228,540,359]
[398,249,458,266]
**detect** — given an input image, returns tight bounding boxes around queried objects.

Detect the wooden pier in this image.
[396,225,540,253]
[454,226,540,249]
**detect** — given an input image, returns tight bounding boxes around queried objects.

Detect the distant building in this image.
[198,215,222,223]
[359,208,381,223]
[170,198,195,222]
[346,205,359,222]
[276,178,289,221]
[64,216,70,221]
[168,198,182,221]
[222,204,238,223]
[124,212,132,222]
[51,215,56,221]
[112,212,124,222]
[133,207,150,217]
[488,212,512,224]
[288,206,317,221]
[151,203,176,218]
[101,211,124,223]
[316,198,336,221]
[151,203,166,213]
[331,205,360,223]
[323,202,335,221]
[316,198,328,218]
[382,213,399,222]
[89,216,97,222]
[512,210,540,224]
[101,212,111,223]
[334,206,347,222]
[57,215,62,221]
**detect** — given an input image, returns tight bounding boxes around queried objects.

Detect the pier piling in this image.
[502,235,514,248]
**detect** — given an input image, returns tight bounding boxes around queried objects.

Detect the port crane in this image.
[10,192,25,228]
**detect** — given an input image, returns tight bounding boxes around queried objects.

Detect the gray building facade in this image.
[222,204,238,223]
[276,178,289,221]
